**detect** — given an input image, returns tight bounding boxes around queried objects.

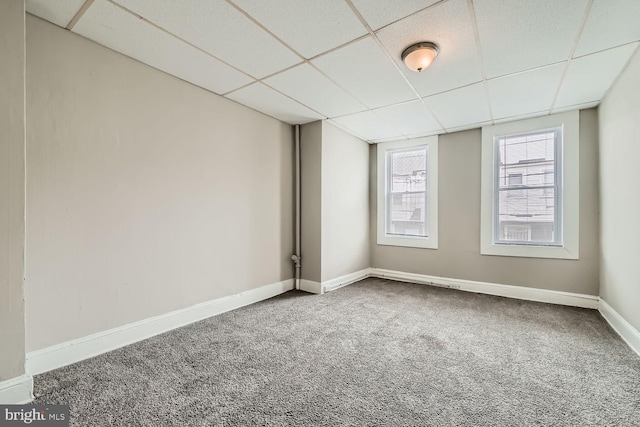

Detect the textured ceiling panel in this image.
[225,82,323,125]
[114,0,301,78]
[26,0,86,28]
[487,63,565,120]
[351,0,441,31]
[373,100,442,136]
[231,0,367,59]
[551,101,599,114]
[447,121,492,134]
[574,0,640,57]
[556,43,639,109]
[331,111,402,141]
[27,0,640,141]
[423,83,491,129]
[474,0,590,78]
[376,0,483,97]
[312,37,416,109]
[493,111,549,125]
[73,0,253,95]
[264,63,366,118]
[370,136,408,144]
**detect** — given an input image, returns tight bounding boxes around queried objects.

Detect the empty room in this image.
[1,0,640,425]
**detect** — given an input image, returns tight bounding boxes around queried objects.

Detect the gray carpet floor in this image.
[34,278,640,426]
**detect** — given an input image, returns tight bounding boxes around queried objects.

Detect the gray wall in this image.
[300,121,370,284]
[370,109,600,295]
[300,121,322,283]
[25,16,293,352]
[598,46,640,330]
[0,0,26,382]
[321,122,369,282]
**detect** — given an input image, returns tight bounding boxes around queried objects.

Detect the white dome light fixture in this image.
[401,42,439,72]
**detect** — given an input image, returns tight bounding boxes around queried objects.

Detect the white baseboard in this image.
[299,269,371,294]
[369,268,599,309]
[0,375,33,404]
[299,279,322,294]
[599,299,640,357]
[322,268,371,293]
[26,279,294,375]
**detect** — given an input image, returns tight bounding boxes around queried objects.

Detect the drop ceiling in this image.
[26,0,640,143]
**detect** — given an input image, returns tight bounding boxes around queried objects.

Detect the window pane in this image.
[386,148,428,238]
[508,173,522,185]
[387,193,426,237]
[498,188,555,243]
[495,130,559,245]
[389,149,426,193]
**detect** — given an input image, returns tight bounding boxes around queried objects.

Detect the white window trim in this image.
[377,136,438,249]
[480,111,579,260]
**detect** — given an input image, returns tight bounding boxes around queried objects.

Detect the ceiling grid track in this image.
[66,0,95,30]
[224,0,304,62]
[549,0,595,112]
[27,0,639,142]
[106,0,257,82]
[468,0,495,125]
[225,0,376,124]
[222,1,376,122]
[65,0,329,125]
[344,0,450,136]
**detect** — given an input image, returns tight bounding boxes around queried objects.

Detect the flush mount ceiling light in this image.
[401,42,439,72]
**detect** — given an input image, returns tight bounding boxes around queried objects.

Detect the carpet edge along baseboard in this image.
[25,279,295,377]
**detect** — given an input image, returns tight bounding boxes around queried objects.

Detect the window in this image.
[480,111,579,259]
[494,128,561,246]
[377,137,438,249]
[507,173,523,186]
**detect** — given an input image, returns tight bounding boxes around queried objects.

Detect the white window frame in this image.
[480,111,579,260]
[377,136,438,249]
[493,126,563,247]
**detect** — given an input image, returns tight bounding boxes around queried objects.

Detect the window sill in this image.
[377,235,438,250]
[480,243,578,260]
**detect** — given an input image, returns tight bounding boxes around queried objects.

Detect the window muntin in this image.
[493,128,563,246]
[385,147,428,239]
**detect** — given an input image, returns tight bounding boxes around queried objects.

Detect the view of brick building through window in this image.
[387,148,428,238]
[495,129,560,245]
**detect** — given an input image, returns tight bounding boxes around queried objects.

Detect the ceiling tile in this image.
[225,83,323,125]
[26,0,86,28]
[373,100,443,136]
[493,111,549,125]
[574,0,640,57]
[264,63,366,118]
[371,136,408,144]
[447,121,492,133]
[404,131,441,139]
[551,101,599,114]
[312,37,416,109]
[325,120,368,141]
[114,0,301,78]
[73,0,253,94]
[231,0,367,59]
[555,43,639,109]
[376,0,483,97]
[423,83,491,129]
[351,0,441,31]
[474,0,590,78]
[487,63,565,119]
[330,111,402,141]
